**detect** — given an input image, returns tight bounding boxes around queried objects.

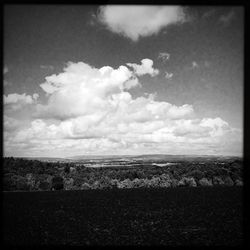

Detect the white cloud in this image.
[219,10,235,25]
[4,93,39,110]
[165,72,173,79]
[4,80,10,86]
[4,115,21,132]
[4,66,8,74]
[158,52,170,62]
[4,59,242,157]
[40,65,54,70]
[127,59,159,76]
[36,59,158,120]
[202,9,217,19]
[191,61,199,69]
[97,5,187,41]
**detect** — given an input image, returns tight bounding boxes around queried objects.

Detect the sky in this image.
[3,5,243,157]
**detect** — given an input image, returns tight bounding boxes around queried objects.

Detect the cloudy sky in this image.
[4,5,243,157]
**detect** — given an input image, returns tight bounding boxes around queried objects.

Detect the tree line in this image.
[3,157,243,191]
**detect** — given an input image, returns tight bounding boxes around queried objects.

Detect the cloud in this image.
[4,66,8,74]
[219,10,235,25]
[4,93,39,110]
[40,65,54,70]
[4,80,10,86]
[202,9,217,19]
[36,59,158,120]
[4,115,22,132]
[4,58,242,157]
[127,59,159,76]
[158,52,170,62]
[97,5,187,41]
[191,61,199,69]
[165,72,173,79]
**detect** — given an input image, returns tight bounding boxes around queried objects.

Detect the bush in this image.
[212,176,224,186]
[64,165,70,174]
[178,177,197,187]
[3,174,16,191]
[38,181,51,191]
[117,179,133,189]
[224,176,234,186]
[235,179,243,186]
[198,178,213,186]
[25,173,36,190]
[52,176,64,190]
[15,175,30,191]
[64,178,74,190]
[81,183,92,190]
[187,170,204,181]
[171,178,179,187]
[110,179,119,189]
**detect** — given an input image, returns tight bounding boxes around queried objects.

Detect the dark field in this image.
[3,187,243,246]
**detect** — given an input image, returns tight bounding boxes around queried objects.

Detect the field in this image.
[3,186,243,246]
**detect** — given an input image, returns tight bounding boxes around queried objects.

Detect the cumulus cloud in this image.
[36,59,158,120]
[165,72,173,79]
[4,115,21,132]
[202,9,217,19]
[158,52,170,62]
[4,93,39,110]
[4,66,8,74]
[4,93,39,105]
[4,58,242,157]
[191,61,199,69]
[127,59,159,76]
[97,5,187,41]
[219,10,235,25]
[40,65,54,70]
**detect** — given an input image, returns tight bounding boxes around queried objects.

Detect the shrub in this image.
[212,176,224,186]
[51,176,64,190]
[38,181,51,191]
[64,165,70,174]
[178,177,197,187]
[148,176,161,188]
[224,176,234,186]
[25,173,36,190]
[117,179,133,189]
[198,178,213,186]
[110,179,119,189]
[204,170,215,179]
[64,178,74,190]
[81,182,92,190]
[187,170,204,181]
[131,178,147,188]
[3,174,16,191]
[170,178,178,187]
[15,175,30,191]
[235,179,243,186]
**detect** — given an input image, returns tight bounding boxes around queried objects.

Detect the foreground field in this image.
[3,187,243,246]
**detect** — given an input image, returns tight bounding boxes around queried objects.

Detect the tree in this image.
[38,181,51,191]
[64,178,74,190]
[212,176,224,186]
[223,176,234,186]
[178,177,197,187]
[64,165,70,174]
[187,170,204,181]
[198,178,213,186]
[51,176,64,190]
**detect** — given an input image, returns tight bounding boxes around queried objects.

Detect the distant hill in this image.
[14,154,242,163]
[20,157,74,162]
[68,154,241,162]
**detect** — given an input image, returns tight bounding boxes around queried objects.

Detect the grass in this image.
[3,186,243,246]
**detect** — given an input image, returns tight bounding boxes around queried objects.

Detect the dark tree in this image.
[64,165,70,174]
[51,176,64,190]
